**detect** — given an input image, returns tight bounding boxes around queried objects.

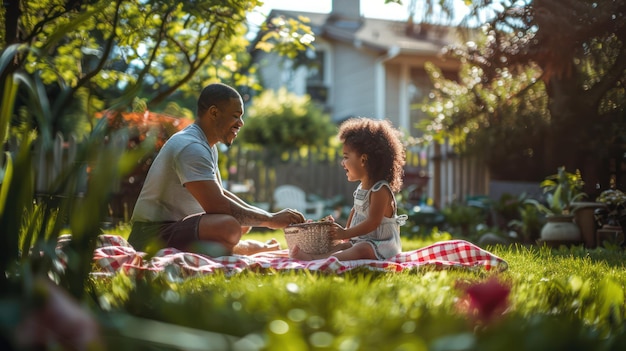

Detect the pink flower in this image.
[457,277,510,323]
[15,278,104,350]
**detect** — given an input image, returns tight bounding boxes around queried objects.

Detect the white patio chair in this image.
[273,185,325,219]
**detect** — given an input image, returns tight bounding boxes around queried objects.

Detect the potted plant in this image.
[526,167,587,244]
[595,188,626,227]
[594,188,626,246]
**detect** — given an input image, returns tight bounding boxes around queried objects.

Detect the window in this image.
[306,50,328,104]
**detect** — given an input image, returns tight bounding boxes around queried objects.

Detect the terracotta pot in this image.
[572,202,607,248]
[540,215,581,242]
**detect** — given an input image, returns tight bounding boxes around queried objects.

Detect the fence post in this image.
[52,132,64,191]
[35,137,46,193]
[71,135,88,196]
[110,132,128,193]
[427,142,439,207]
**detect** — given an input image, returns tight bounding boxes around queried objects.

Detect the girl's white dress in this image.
[348,180,407,260]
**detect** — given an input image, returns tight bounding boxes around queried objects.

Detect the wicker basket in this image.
[283,222,336,255]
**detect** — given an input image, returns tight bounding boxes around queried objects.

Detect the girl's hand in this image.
[329,222,347,240]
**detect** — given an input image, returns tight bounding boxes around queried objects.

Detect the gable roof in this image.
[266,9,456,56]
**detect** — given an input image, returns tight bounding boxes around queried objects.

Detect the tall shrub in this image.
[239,88,336,152]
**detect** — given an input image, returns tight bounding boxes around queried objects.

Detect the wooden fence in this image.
[426,141,490,207]
[221,140,488,211]
[5,132,89,196]
[222,146,356,207]
[7,134,489,222]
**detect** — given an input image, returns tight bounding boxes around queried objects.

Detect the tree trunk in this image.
[0,0,22,86]
[544,75,613,195]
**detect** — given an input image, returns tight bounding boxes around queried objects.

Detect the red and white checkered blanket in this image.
[91,235,508,278]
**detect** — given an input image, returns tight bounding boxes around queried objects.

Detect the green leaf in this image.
[551,185,563,214]
[598,278,624,324]
[0,129,36,271]
[39,2,110,54]
[0,43,27,75]
[12,72,52,149]
[0,152,13,218]
[1,64,20,145]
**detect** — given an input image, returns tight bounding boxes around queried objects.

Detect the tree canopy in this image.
[420,0,626,190]
[1,0,314,137]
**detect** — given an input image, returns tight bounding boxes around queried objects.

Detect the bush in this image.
[239,88,336,150]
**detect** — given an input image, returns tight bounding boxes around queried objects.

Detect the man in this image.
[128,83,306,255]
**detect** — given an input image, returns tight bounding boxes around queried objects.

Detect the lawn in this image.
[94,228,626,351]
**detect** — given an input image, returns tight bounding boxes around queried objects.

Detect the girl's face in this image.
[341,144,367,183]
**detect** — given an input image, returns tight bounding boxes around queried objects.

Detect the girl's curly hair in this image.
[338,117,406,192]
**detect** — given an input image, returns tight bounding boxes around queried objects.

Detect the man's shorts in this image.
[128,213,202,252]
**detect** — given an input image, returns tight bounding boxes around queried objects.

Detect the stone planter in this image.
[539,214,581,246]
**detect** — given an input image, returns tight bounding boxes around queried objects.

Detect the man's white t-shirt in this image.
[131,123,219,222]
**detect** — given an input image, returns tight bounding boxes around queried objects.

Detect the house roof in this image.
[267,9,456,56]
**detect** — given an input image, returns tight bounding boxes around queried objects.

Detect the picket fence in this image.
[5,132,88,196]
[8,134,489,221]
[222,141,489,210]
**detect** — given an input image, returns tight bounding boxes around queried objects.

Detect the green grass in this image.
[94,229,626,351]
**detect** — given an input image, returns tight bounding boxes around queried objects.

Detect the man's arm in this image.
[223,188,270,214]
[185,179,303,228]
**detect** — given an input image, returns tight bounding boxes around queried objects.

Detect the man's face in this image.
[214,97,244,147]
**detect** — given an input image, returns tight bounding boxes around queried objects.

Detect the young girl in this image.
[291,117,407,261]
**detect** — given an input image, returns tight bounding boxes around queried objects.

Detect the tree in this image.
[420,0,626,191]
[0,3,315,347]
[1,0,317,223]
[420,58,551,181]
[1,0,314,137]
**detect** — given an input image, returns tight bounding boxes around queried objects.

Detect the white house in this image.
[249,0,497,208]
[250,0,461,138]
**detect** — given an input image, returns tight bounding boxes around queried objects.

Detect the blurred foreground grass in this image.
[94,226,626,351]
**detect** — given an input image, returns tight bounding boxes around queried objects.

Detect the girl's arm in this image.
[334,187,394,240]
[345,208,355,228]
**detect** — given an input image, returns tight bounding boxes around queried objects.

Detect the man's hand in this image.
[268,209,306,229]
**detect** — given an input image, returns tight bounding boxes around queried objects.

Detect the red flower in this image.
[457,277,510,323]
[95,110,192,151]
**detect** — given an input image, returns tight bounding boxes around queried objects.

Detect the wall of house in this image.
[383,58,458,139]
[331,0,360,18]
[255,46,328,101]
[383,64,402,130]
[330,42,378,121]
[256,52,295,92]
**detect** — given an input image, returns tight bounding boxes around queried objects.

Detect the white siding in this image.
[330,42,378,122]
[256,52,306,93]
[256,52,284,91]
[384,64,401,129]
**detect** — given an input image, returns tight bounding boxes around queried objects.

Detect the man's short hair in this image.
[197,83,242,119]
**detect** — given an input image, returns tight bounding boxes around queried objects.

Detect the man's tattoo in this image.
[231,206,268,226]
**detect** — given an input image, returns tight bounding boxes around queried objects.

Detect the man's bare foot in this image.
[233,238,281,255]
